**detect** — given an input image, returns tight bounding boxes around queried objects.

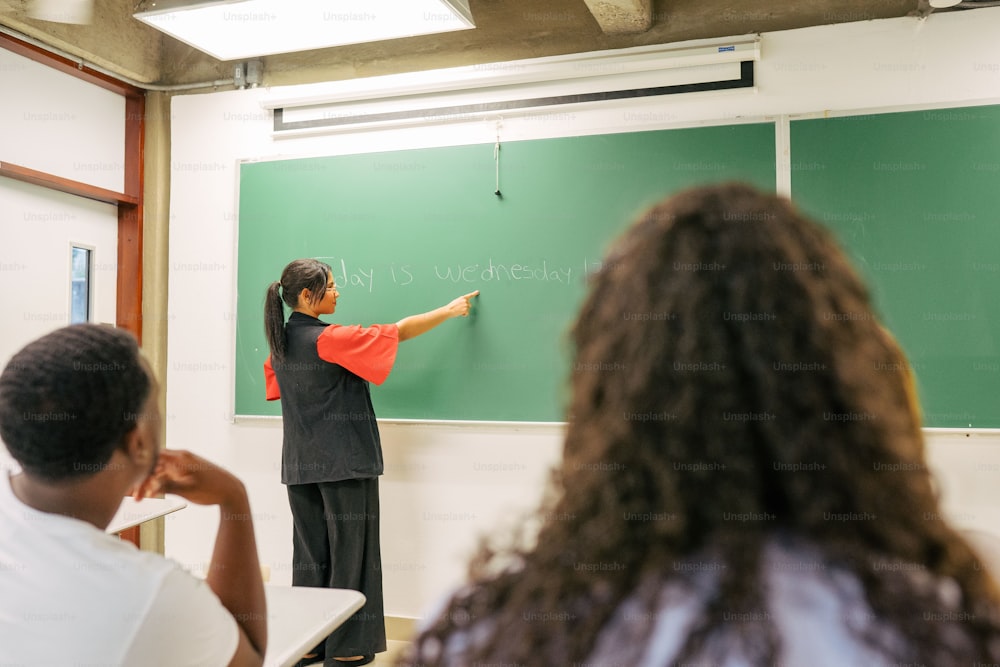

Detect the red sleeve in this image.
[264,355,280,400]
[316,323,400,385]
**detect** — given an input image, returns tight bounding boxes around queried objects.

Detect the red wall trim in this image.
[0,161,138,205]
[118,94,146,342]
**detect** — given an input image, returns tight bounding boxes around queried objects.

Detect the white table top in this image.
[264,585,367,667]
[106,495,188,533]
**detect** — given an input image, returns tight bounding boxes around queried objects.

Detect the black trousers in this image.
[286,478,386,660]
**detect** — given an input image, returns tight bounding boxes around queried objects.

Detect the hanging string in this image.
[494,118,502,198]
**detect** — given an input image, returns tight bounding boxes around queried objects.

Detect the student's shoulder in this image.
[765,539,907,665]
[90,535,184,585]
[287,311,327,328]
[320,322,396,340]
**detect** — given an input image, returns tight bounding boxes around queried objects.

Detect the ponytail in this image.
[264,258,333,362]
[264,281,287,362]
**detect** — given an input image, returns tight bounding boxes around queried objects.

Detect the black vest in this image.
[273,312,383,484]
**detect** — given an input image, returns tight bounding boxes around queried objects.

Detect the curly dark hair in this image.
[399,182,1000,665]
[0,324,151,481]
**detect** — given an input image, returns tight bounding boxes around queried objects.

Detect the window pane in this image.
[70,246,90,324]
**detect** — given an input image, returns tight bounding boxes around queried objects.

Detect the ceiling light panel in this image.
[134,0,474,61]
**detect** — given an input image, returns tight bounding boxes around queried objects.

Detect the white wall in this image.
[0,47,122,471]
[0,179,118,342]
[0,181,119,472]
[0,47,125,192]
[0,47,123,362]
[165,8,1000,619]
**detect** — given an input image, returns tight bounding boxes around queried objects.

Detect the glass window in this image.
[70,246,91,324]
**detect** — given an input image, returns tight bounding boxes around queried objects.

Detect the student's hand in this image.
[446,290,479,318]
[132,448,246,509]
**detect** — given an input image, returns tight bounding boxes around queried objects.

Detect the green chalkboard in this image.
[791,105,1000,428]
[235,124,777,420]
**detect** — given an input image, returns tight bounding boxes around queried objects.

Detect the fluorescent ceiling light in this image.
[28,0,94,24]
[134,0,475,62]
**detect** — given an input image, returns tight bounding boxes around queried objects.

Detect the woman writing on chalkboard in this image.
[263,258,477,666]
[399,183,1000,666]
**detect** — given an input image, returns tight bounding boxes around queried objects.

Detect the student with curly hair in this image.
[399,182,1000,666]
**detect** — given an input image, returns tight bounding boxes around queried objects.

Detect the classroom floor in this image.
[373,641,407,666]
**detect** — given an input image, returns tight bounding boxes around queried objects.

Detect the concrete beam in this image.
[581,0,652,34]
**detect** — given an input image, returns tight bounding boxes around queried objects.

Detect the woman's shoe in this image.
[294,637,327,667]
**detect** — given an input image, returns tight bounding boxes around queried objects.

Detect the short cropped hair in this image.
[0,324,151,481]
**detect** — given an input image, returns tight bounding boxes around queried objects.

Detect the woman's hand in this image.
[446,290,480,318]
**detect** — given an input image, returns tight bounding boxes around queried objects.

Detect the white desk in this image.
[264,585,367,667]
[106,495,188,533]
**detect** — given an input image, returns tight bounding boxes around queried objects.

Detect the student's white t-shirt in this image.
[0,472,239,666]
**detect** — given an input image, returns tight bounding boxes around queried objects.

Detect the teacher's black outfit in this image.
[265,311,400,664]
